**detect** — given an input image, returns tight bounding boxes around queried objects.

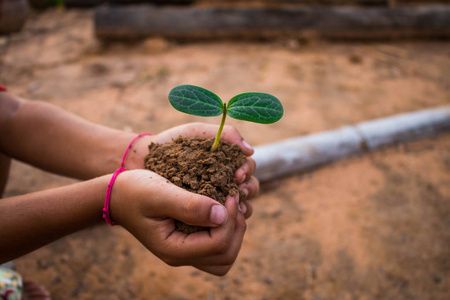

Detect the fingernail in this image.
[210,205,228,225]
[242,188,249,197]
[239,174,246,184]
[240,203,247,214]
[242,140,253,152]
[235,195,241,212]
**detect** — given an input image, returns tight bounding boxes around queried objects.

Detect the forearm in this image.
[0,175,109,263]
[0,92,136,179]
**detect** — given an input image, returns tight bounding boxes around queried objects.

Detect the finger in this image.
[208,194,239,246]
[155,123,254,156]
[235,158,257,184]
[194,264,233,277]
[242,201,253,219]
[238,176,260,200]
[22,280,51,299]
[186,203,247,267]
[154,123,218,143]
[221,125,254,156]
[137,173,229,227]
[159,195,239,263]
[156,187,229,228]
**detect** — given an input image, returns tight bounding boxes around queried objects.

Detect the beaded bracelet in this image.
[103,168,126,226]
[120,133,152,168]
[103,133,152,226]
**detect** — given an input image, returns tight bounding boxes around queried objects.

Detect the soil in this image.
[1,8,450,300]
[144,137,246,233]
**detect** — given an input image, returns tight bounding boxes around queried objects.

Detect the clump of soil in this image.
[144,136,247,233]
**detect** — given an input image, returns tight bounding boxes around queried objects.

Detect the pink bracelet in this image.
[103,133,152,225]
[103,168,127,226]
[120,133,152,168]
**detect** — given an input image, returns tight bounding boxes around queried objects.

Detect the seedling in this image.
[168,84,284,152]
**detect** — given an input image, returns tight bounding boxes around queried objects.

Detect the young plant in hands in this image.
[168,85,284,152]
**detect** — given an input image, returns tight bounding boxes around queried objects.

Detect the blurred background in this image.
[1,0,449,299]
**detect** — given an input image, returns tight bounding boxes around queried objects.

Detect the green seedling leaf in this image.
[168,85,224,117]
[167,84,283,152]
[228,92,283,124]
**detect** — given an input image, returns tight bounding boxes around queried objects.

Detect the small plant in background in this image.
[47,0,64,7]
[168,84,284,151]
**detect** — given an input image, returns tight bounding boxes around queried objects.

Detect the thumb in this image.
[164,191,229,227]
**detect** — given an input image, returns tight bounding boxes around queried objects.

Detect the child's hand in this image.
[149,122,255,156]
[124,123,259,218]
[110,169,247,276]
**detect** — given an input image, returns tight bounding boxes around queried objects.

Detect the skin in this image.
[22,280,51,300]
[0,92,259,277]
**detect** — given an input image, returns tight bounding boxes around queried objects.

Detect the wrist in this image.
[87,175,114,225]
[106,169,155,227]
[104,169,140,226]
[107,132,136,170]
[103,168,127,225]
[121,134,154,169]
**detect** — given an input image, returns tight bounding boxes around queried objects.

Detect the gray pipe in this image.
[253,106,450,182]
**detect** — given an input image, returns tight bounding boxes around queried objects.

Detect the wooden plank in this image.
[0,0,28,34]
[199,0,450,4]
[202,0,450,3]
[64,0,104,7]
[95,4,450,40]
[64,0,194,8]
[63,0,450,8]
[253,106,450,182]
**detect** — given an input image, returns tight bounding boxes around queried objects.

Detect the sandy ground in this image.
[1,8,450,300]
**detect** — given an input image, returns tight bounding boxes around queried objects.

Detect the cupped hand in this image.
[125,122,254,168]
[110,169,247,276]
[124,123,260,217]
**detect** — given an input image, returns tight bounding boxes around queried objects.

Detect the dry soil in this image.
[1,8,449,300]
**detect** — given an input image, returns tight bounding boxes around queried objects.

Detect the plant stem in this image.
[211,103,227,152]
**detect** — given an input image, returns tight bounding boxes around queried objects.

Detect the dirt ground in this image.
[1,8,449,300]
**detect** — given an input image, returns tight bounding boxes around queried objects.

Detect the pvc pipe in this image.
[253,106,450,182]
